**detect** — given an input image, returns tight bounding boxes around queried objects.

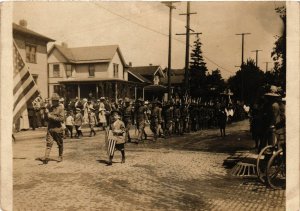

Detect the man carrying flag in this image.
[38,93,65,164]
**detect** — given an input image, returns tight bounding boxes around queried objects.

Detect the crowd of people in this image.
[59,96,250,140]
[35,92,252,165]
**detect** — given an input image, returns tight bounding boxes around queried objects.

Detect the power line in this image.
[94,3,235,75]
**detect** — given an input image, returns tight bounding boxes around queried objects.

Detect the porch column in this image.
[115,82,118,103]
[142,87,145,100]
[96,85,99,99]
[77,84,80,98]
[134,86,137,100]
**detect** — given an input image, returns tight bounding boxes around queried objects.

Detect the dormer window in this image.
[154,75,160,85]
[25,44,36,63]
[66,64,72,77]
[53,64,60,77]
[113,63,119,78]
[89,64,95,77]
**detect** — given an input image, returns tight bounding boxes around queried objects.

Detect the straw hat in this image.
[264,85,280,97]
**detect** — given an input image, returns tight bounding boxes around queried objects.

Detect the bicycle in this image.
[266,143,286,189]
[256,128,285,189]
[256,130,278,184]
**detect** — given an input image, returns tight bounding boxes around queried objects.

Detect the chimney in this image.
[61,42,68,48]
[149,63,152,66]
[19,19,27,28]
[128,62,132,67]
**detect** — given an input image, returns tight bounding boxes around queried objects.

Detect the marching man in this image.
[106,112,126,166]
[38,93,65,164]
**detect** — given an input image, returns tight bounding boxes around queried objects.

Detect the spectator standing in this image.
[135,98,149,143]
[217,105,227,137]
[88,108,97,137]
[121,97,134,143]
[65,111,74,138]
[74,108,84,138]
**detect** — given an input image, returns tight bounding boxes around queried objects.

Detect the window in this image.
[113,63,119,78]
[53,64,60,77]
[154,75,160,85]
[66,64,72,77]
[25,44,37,63]
[89,64,95,77]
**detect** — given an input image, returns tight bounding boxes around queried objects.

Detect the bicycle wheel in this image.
[266,149,286,189]
[256,145,273,183]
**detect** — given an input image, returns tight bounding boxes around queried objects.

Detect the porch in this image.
[58,78,145,101]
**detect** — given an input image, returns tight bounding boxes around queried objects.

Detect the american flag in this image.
[106,130,116,157]
[13,41,42,123]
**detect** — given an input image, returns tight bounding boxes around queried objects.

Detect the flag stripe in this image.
[13,66,27,85]
[14,80,36,109]
[14,78,33,102]
[14,90,40,116]
[108,139,116,156]
[13,91,40,123]
[14,71,30,94]
[14,90,40,119]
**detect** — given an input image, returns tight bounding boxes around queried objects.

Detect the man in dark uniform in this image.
[190,102,199,132]
[121,97,134,143]
[164,101,174,137]
[39,93,65,164]
[150,100,160,141]
[94,99,100,126]
[173,102,182,135]
[27,103,37,130]
[181,103,190,133]
[135,98,148,143]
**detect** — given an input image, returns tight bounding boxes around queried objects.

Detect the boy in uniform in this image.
[107,112,126,166]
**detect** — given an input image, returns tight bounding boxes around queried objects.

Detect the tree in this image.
[189,36,208,97]
[228,59,265,105]
[206,69,226,93]
[271,6,286,91]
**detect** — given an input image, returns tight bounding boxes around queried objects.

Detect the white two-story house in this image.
[48,44,143,101]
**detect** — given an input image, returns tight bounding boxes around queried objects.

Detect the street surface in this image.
[13,120,285,211]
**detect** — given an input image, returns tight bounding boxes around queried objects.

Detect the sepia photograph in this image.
[4,1,298,210]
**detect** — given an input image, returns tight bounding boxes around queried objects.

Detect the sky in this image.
[13,1,285,79]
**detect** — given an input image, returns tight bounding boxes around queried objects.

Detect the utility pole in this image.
[162,1,177,101]
[236,33,251,65]
[251,49,262,67]
[264,61,272,72]
[236,32,250,102]
[176,1,197,95]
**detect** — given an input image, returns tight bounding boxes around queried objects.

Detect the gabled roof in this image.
[128,70,152,83]
[13,23,55,42]
[129,65,164,77]
[163,67,185,76]
[49,44,127,66]
[161,75,184,85]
